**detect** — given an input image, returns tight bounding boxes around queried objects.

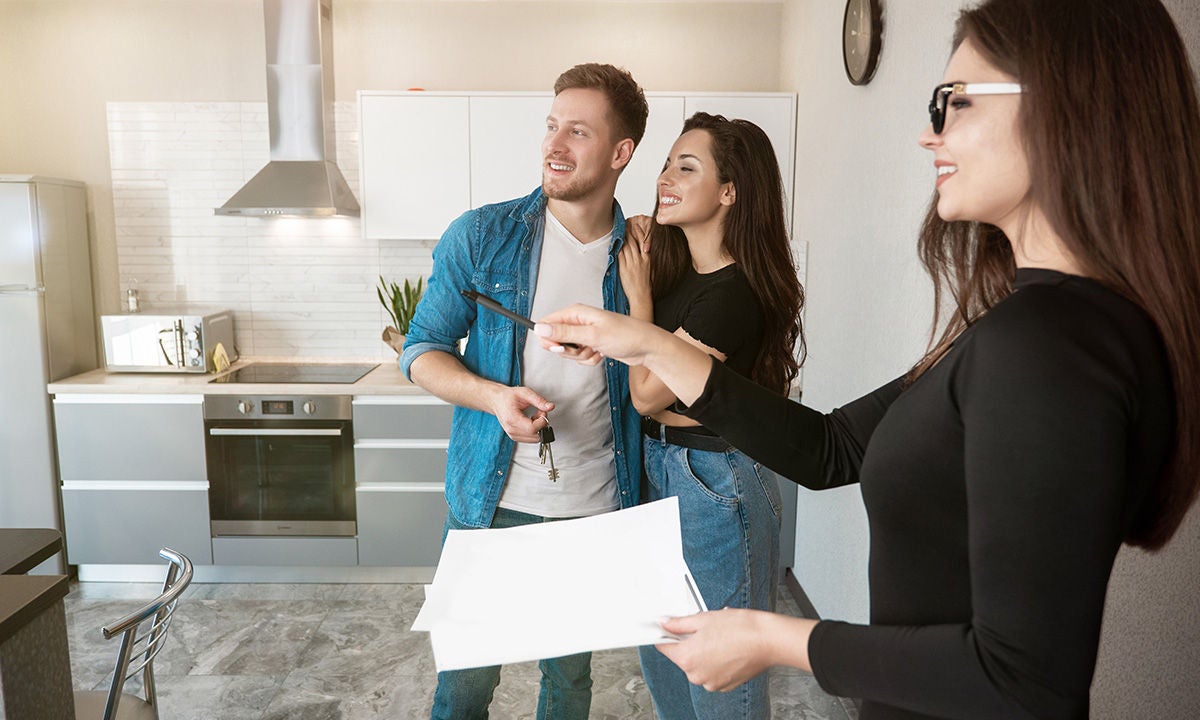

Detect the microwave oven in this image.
[101,310,237,373]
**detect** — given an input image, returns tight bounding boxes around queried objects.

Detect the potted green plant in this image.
[377,275,424,354]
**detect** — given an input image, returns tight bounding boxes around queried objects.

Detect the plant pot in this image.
[382,326,406,355]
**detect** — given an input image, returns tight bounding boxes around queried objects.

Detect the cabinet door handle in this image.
[356,482,445,492]
[0,284,45,294]
[62,481,209,491]
[354,439,450,449]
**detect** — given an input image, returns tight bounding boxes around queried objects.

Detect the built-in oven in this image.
[204,395,356,537]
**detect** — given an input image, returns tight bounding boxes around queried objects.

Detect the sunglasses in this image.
[928,82,1024,133]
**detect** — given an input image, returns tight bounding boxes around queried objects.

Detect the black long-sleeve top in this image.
[680,268,1174,719]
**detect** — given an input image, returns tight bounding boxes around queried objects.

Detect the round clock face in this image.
[843,0,882,85]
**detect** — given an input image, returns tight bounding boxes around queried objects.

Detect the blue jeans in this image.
[639,437,783,720]
[429,507,593,720]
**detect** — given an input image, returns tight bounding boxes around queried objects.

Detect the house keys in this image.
[538,416,559,482]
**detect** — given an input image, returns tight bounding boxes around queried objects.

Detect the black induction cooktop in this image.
[209,363,379,384]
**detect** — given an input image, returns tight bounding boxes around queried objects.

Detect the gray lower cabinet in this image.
[356,482,449,566]
[353,397,452,566]
[54,394,206,481]
[53,394,213,565]
[61,486,212,564]
[54,392,457,569]
[353,398,454,440]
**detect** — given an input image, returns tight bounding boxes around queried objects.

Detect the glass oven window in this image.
[208,421,355,524]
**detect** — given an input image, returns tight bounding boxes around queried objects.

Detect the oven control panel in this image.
[204,395,351,421]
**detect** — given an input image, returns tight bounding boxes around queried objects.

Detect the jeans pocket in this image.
[753,462,783,521]
[682,448,739,506]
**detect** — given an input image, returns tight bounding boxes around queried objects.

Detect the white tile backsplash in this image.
[108,101,432,359]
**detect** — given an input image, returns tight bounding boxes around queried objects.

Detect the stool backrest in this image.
[94,547,193,720]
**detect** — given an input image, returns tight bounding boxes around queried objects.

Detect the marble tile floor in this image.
[60,580,859,720]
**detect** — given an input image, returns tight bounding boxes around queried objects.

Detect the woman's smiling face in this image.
[919,38,1032,235]
[654,129,734,231]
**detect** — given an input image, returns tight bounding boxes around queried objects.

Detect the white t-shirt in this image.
[498,209,619,518]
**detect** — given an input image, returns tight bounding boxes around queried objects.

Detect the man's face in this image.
[541,88,625,203]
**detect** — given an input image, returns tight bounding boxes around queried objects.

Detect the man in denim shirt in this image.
[399,64,648,720]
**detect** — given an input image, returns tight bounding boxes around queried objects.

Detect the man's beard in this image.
[542,169,603,202]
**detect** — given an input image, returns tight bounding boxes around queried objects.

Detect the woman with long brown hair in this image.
[615,112,803,719]
[536,0,1200,717]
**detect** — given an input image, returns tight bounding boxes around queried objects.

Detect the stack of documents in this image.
[412,497,706,672]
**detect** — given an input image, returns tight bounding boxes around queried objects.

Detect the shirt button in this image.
[608,360,614,367]
[494,283,500,289]
[621,490,627,495]
[521,290,527,296]
[611,405,617,411]
[496,470,503,476]
[616,450,622,456]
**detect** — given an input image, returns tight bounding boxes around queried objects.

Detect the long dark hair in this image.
[912,0,1200,549]
[646,112,805,395]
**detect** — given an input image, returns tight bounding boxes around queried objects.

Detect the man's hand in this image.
[409,351,555,441]
[489,385,554,443]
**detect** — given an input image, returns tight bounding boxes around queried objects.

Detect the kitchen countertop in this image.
[47,357,430,396]
[0,529,63,575]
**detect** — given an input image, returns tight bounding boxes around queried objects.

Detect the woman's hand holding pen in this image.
[534,305,712,406]
[534,305,658,366]
[655,608,817,692]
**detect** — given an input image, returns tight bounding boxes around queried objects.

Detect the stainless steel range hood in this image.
[216,0,359,217]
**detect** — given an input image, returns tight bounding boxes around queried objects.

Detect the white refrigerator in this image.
[0,175,97,573]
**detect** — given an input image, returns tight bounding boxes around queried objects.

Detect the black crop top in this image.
[653,264,763,380]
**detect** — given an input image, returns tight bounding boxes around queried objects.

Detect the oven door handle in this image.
[208,428,345,437]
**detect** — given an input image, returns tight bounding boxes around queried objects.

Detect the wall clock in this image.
[843,0,883,86]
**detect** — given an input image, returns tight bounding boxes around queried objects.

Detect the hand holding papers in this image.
[412,497,705,672]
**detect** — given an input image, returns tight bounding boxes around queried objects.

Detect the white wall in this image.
[779,0,963,624]
[334,1,784,94]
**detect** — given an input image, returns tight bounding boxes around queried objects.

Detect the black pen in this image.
[683,573,705,613]
[461,290,579,349]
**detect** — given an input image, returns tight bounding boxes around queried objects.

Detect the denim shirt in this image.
[399,187,642,528]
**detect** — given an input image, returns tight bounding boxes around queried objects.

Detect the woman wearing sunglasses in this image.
[618,112,804,720]
[535,0,1200,717]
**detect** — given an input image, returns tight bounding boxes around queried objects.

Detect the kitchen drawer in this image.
[352,397,452,440]
[356,484,448,566]
[212,537,359,566]
[354,445,448,485]
[61,484,213,565]
[54,395,206,482]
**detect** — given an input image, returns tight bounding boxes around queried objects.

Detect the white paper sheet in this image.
[411,497,705,672]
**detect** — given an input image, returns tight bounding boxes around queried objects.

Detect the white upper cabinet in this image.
[359,94,471,240]
[359,91,796,241]
[468,95,549,210]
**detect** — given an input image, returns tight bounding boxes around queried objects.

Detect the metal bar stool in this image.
[73,548,193,720]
